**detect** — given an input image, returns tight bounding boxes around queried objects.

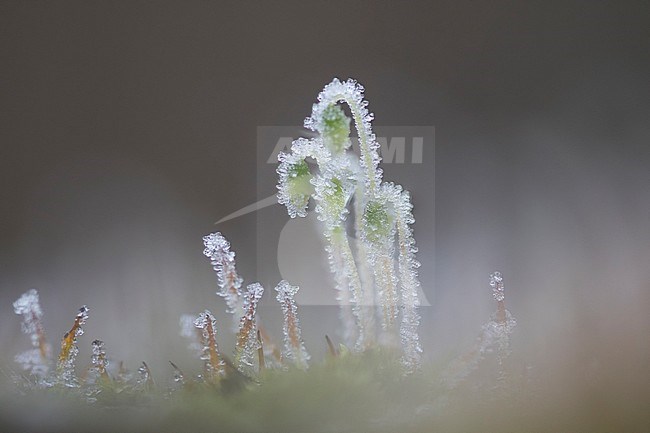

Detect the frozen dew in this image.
[170,361,185,385]
[194,310,225,380]
[235,283,264,373]
[274,280,310,369]
[203,232,244,327]
[489,271,505,302]
[13,289,50,377]
[84,339,109,400]
[90,339,109,379]
[56,305,89,388]
[137,361,154,390]
[138,363,148,379]
[391,186,423,373]
[75,306,89,335]
[485,271,516,374]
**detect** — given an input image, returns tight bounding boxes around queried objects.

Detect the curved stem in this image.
[308,79,382,195]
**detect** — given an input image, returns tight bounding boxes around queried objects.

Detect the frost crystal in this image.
[56,305,89,387]
[203,232,244,327]
[486,271,516,387]
[274,281,310,369]
[393,186,423,372]
[324,226,363,348]
[13,289,50,377]
[170,361,185,386]
[235,283,264,373]
[90,339,109,381]
[194,310,225,381]
[489,271,505,302]
[137,361,154,390]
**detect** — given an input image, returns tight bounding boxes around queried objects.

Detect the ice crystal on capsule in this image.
[277,137,331,218]
[275,280,310,369]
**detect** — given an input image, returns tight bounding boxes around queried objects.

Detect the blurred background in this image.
[1,0,648,417]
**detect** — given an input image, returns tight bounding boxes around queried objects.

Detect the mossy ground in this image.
[1,348,648,433]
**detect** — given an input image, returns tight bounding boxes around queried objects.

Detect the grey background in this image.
[1,0,648,387]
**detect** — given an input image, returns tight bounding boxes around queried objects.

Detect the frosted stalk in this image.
[361,186,399,332]
[312,155,369,348]
[235,283,264,373]
[390,185,423,372]
[324,234,356,347]
[194,310,225,380]
[203,232,244,328]
[354,184,376,346]
[56,306,89,387]
[274,281,310,369]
